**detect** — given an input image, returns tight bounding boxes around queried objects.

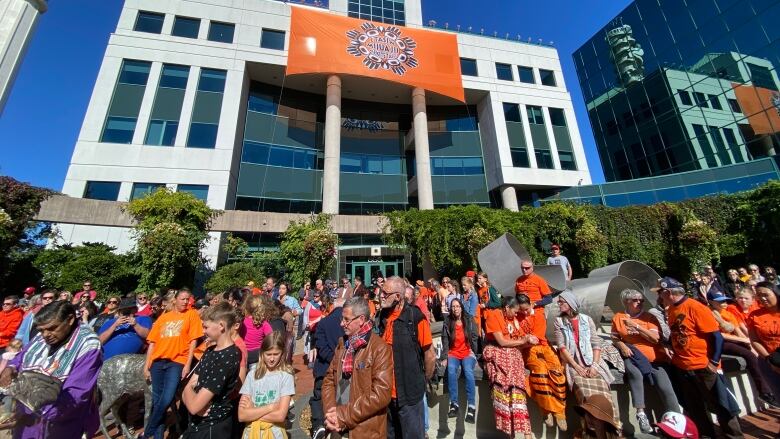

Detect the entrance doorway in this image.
[347,257,404,285]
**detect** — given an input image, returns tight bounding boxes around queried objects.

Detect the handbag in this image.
[8,371,62,413]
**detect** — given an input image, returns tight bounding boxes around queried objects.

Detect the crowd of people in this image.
[0,249,777,439]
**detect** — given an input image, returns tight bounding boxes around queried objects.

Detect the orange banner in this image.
[287,7,464,102]
[732,83,780,135]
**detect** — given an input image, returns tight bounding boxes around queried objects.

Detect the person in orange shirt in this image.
[748,282,780,401]
[706,289,776,405]
[377,276,434,439]
[726,287,760,331]
[483,296,537,439]
[514,259,552,307]
[0,296,24,353]
[143,288,204,439]
[656,277,742,439]
[516,294,568,432]
[611,289,679,434]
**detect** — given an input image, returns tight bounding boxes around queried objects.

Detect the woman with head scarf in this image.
[554,289,621,436]
[0,300,103,438]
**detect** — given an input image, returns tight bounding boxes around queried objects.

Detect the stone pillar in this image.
[501,185,519,212]
[322,75,342,214]
[412,87,434,210]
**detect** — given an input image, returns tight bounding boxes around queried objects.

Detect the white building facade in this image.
[0,0,47,113]
[56,0,590,272]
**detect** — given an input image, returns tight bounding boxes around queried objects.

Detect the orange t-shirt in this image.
[147,309,204,365]
[611,312,665,363]
[484,309,522,342]
[667,298,720,370]
[719,309,741,334]
[747,308,780,352]
[726,303,759,326]
[514,273,551,304]
[448,322,471,359]
[518,309,548,346]
[382,307,433,398]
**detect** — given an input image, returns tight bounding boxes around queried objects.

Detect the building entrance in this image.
[347,257,404,285]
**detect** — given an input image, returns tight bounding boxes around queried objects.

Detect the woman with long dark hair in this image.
[748,281,780,399]
[439,298,478,423]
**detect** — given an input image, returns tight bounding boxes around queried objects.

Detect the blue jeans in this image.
[145,359,184,439]
[447,355,476,408]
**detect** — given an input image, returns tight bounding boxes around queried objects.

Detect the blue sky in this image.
[0,0,631,191]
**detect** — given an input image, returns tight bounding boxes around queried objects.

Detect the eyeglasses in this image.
[42,296,55,301]
[137,296,147,300]
[107,300,119,304]
[380,291,400,298]
[341,315,362,324]
[83,284,91,288]
[2,303,13,306]
[628,298,645,303]
[521,266,533,270]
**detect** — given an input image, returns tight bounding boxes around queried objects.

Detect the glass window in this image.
[341,154,362,173]
[709,126,731,165]
[134,11,164,34]
[460,58,478,76]
[747,63,778,91]
[146,120,178,146]
[118,60,152,85]
[383,156,402,174]
[131,183,164,200]
[207,21,234,43]
[197,68,227,93]
[692,124,718,167]
[261,29,285,50]
[708,94,723,110]
[268,146,295,167]
[535,149,554,169]
[526,105,544,125]
[693,92,709,108]
[549,108,566,126]
[248,91,277,114]
[511,148,530,167]
[722,127,744,163]
[503,103,522,122]
[84,181,121,201]
[518,66,535,84]
[172,16,200,38]
[728,98,742,113]
[539,69,556,86]
[496,63,514,81]
[101,116,136,144]
[159,64,189,89]
[242,142,270,164]
[559,151,577,170]
[146,120,175,146]
[187,123,218,148]
[177,184,209,201]
[678,90,693,106]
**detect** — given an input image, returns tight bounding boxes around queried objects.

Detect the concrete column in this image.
[412,87,434,210]
[501,185,519,212]
[322,75,342,214]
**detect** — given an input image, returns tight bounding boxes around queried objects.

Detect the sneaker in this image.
[312,426,328,439]
[465,406,476,424]
[448,402,459,418]
[555,415,568,432]
[544,413,554,427]
[636,411,653,434]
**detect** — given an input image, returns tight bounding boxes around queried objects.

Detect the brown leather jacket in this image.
[322,332,393,438]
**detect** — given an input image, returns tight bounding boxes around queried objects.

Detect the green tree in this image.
[279,214,338,288]
[0,176,54,294]
[33,243,138,299]
[205,260,265,293]
[125,188,219,290]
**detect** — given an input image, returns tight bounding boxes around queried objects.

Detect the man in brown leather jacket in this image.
[322,297,393,438]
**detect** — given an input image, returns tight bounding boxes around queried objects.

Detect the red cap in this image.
[466,270,476,278]
[656,412,698,438]
[23,286,36,295]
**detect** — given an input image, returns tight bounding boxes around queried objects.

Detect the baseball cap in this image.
[656,411,698,438]
[706,290,732,302]
[651,276,685,293]
[23,286,36,295]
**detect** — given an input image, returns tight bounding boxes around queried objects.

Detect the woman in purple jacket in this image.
[0,300,103,439]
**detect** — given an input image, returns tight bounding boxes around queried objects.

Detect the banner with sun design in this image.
[287,6,465,102]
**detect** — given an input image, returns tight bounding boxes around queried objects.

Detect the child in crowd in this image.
[182,303,242,438]
[238,331,295,439]
[0,339,22,419]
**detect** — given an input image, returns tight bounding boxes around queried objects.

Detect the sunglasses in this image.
[628,298,645,303]
[2,303,13,306]
[42,296,55,301]
[108,300,119,304]
[521,266,533,270]
[137,296,147,300]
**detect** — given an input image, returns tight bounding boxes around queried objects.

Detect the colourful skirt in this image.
[483,345,531,437]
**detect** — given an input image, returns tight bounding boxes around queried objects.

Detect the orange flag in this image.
[287,6,465,102]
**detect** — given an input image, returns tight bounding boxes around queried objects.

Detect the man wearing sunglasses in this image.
[514,259,552,308]
[0,295,23,354]
[98,297,152,360]
[73,281,97,303]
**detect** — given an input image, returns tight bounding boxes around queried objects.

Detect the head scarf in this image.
[558,289,580,313]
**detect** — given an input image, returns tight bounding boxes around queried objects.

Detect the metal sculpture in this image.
[477,233,567,295]
[97,354,150,439]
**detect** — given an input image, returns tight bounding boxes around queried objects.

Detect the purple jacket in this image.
[9,341,102,439]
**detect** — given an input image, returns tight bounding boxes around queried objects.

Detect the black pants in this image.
[183,416,233,439]
[387,398,425,439]
[723,340,773,396]
[675,367,742,439]
[310,376,325,432]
